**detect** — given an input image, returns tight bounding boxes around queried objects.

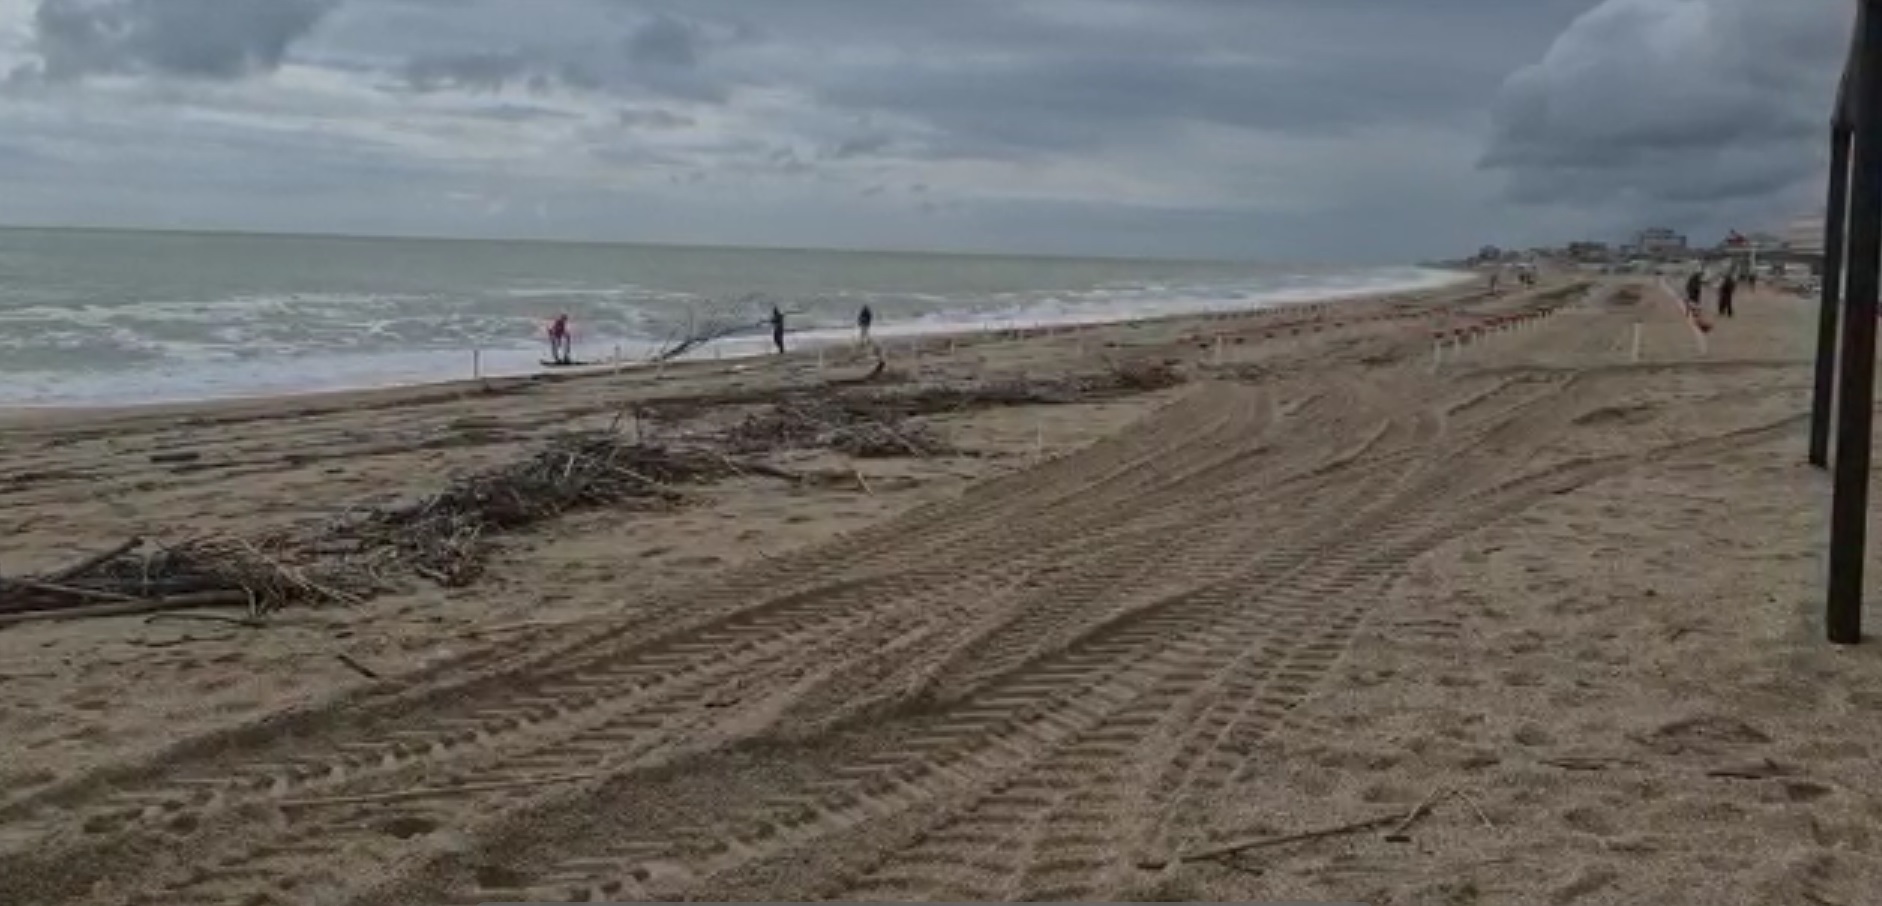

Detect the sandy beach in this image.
[0,273,1867,906]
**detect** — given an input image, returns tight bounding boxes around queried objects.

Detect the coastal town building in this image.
[1565,241,1609,262]
[1632,227,1688,256]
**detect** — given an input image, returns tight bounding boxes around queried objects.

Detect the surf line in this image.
[1655,277,1710,356]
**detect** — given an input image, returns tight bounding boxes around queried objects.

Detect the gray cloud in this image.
[401,50,530,93]
[389,9,740,101]
[17,0,339,82]
[616,106,694,129]
[399,51,601,94]
[471,102,580,122]
[625,13,703,68]
[5,0,1840,260]
[1481,0,1846,230]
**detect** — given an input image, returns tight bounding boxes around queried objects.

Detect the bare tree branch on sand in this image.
[650,294,812,362]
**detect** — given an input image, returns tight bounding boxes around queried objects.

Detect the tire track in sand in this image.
[86,378,1404,906]
[345,365,1608,904]
[0,381,1327,906]
[1,352,1584,906]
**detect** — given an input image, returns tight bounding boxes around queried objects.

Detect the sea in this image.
[0,228,1469,408]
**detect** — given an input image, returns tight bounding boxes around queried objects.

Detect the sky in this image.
[0,0,1851,263]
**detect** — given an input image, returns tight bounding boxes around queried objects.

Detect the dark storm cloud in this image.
[624,13,703,68]
[20,0,1818,260]
[16,0,340,82]
[817,54,1490,160]
[1481,0,1846,219]
[391,9,739,101]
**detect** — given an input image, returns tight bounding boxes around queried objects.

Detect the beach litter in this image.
[0,535,367,625]
[317,428,739,588]
[1,359,1191,617]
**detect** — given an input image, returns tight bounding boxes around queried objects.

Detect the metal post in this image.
[1815,22,1861,469]
[1828,0,1881,645]
[1813,123,1851,468]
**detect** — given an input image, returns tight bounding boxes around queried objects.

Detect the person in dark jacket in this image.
[857,305,874,345]
[769,306,786,354]
[1718,273,1737,318]
[1684,270,1704,316]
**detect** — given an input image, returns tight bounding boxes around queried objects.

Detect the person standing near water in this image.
[546,313,572,364]
[1683,270,1704,317]
[769,305,786,354]
[857,305,874,345]
[1718,273,1737,319]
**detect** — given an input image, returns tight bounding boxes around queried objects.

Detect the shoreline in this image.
[0,270,1476,429]
[13,275,1863,905]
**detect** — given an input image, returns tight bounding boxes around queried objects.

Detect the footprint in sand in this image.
[1500,669,1544,688]
[1635,715,1771,757]
[1550,865,1619,905]
[1561,806,1617,837]
[1512,724,1554,747]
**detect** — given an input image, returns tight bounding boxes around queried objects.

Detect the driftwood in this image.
[649,295,810,362]
[1137,815,1400,870]
[43,537,141,583]
[1139,788,1453,870]
[724,398,951,458]
[0,360,1194,617]
[0,591,254,627]
[321,431,739,587]
[0,536,365,625]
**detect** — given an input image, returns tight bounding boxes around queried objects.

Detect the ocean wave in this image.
[0,264,1468,407]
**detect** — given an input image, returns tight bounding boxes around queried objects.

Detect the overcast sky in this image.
[0,0,1850,262]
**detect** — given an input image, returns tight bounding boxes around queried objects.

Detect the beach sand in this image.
[0,273,1868,906]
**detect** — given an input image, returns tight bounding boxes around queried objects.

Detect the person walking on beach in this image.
[1683,270,1705,317]
[1718,273,1737,319]
[857,304,874,345]
[769,305,786,355]
[546,313,572,365]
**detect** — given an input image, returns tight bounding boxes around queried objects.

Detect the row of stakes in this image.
[1427,305,1567,372]
[463,296,1526,380]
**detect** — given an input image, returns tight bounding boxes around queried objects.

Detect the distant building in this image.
[1565,241,1609,262]
[1633,227,1688,256]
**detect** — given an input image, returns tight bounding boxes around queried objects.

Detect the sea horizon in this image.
[0,226,1471,409]
[0,221,1365,271]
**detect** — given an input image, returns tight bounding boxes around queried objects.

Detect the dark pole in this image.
[1813,124,1853,468]
[1814,24,1862,468]
[1828,0,1882,645]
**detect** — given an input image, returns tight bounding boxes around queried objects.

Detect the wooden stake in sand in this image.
[1431,338,1443,373]
[613,344,623,374]
[1630,322,1643,363]
[1213,335,1225,366]
[472,349,482,379]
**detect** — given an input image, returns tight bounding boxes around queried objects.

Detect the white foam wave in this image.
[0,266,1470,408]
